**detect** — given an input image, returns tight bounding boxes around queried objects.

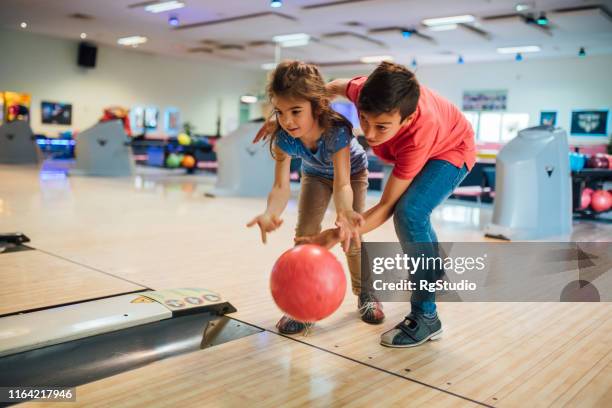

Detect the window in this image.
[462,111,530,143]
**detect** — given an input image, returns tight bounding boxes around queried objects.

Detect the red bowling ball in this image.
[590,190,611,212]
[270,244,346,322]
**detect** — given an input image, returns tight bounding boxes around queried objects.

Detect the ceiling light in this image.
[515,53,523,61]
[536,13,548,25]
[261,62,277,70]
[270,0,283,8]
[145,1,185,14]
[20,22,27,29]
[240,95,258,104]
[273,33,310,47]
[80,33,87,39]
[497,45,540,54]
[427,24,458,32]
[411,58,417,68]
[118,36,148,46]
[360,55,394,64]
[515,3,532,12]
[457,55,464,64]
[168,15,179,26]
[422,15,475,27]
[401,29,412,38]
[578,47,586,57]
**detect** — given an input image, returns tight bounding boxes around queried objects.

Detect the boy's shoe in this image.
[380,313,442,348]
[358,292,385,324]
[276,315,312,335]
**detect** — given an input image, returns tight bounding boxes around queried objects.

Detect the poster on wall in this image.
[462,90,507,111]
[144,107,159,129]
[41,101,72,125]
[164,108,180,135]
[570,110,609,136]
[4,91,31,122]
[539,111,557,127]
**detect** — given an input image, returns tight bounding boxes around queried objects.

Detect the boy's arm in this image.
[326,79,351,99]
[295,172,412,249]
[359,173,412,234]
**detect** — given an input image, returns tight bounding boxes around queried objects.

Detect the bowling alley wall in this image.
[0,28,262,136]
[326,54,612,146]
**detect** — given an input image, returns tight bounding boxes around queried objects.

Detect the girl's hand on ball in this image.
[335,210,364,252]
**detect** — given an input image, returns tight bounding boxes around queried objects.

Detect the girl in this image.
[247,60,385,334]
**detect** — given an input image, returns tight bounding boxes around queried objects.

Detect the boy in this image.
[302,61,476,347]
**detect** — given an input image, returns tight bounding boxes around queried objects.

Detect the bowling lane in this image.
[0,250,147,316]
[20,331,483,408]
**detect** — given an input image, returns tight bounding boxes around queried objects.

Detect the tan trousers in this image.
[295,170,368,295]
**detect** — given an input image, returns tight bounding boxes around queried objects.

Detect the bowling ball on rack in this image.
[181,155,196,169]
[590,190,611,212]
[586,154,609,169]
[165,153,181,168]
[580,188,594,210]
[177,133,191,146]
[569,152,586,172]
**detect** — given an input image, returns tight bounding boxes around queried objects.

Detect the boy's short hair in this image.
[358,61,420,121]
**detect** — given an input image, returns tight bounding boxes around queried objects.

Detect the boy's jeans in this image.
[393,160,469,316]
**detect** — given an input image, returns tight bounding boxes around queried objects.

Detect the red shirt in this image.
[346,76,476,180]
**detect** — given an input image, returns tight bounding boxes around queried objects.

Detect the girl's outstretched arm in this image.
[247,146,291,243]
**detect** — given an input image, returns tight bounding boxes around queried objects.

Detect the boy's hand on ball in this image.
[295,228,343,249]
[247,213,284,243]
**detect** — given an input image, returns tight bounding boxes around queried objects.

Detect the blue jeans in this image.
[393,160,469,317]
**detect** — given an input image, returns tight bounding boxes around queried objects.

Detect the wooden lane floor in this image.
[2,165,611,406]
[0,249,147,316]
[21,330,485,408]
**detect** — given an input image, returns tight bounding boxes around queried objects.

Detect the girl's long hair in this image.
[267,60,352,158]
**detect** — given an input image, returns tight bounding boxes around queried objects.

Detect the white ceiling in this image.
[1,0,611,70]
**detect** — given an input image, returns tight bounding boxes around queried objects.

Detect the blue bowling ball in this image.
[569,152,586,172]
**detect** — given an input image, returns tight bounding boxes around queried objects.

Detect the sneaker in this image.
[380,313,442,348]
[275,315,312,335]
[358,292,385,324]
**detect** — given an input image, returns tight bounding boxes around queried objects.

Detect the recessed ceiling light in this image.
[497,45,540,54]
[270,0,283,8]
[422,15,475,27]
[360,55,394,64]
[145,1,185,14]
[272,33,310,47]
[118,36,148,46]
[80,33,87,39]
[20,22,28,29]
[515,3,533,12]
[427,24,458,32]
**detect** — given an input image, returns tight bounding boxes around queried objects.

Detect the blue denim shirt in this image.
[275,125,367,179]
